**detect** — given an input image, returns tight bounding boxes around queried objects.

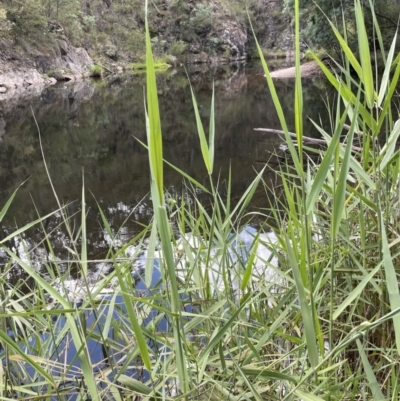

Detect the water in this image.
[0,64,332,278]
[0,63,333,397]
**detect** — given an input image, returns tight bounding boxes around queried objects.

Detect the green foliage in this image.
[131,61,170,71]
[168,39,187,57]
[285,0,400,52]
[6,0,47,37]
[89,64,102,77]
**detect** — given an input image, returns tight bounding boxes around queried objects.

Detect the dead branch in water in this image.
[254,128,362,152]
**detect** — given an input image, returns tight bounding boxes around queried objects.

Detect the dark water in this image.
[0,64,334,397]
[0,64,332,277]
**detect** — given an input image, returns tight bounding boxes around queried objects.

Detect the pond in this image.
[0,63,332,285]
[0,63,335,399]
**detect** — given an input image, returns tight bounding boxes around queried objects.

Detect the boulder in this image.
[217,21,247,61]
[0,69,47,91]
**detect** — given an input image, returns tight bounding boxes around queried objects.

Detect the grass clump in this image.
[88,64,102,77]
[131,60,171,72]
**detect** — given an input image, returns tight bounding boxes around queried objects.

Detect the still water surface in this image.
[0,64,332,281]
[0,64,333,396]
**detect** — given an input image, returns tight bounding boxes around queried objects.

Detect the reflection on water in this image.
[0,65,333,397]
[0,64,332,280]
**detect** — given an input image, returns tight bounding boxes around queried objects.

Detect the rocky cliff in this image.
[0,34,94,98]
[0,0,292,96]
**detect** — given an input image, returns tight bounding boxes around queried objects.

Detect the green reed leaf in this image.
[332,101,357,238]
[241,233,259,291]
[285,235,318,368]
[294,0,303,156]
[198,293,250,380]
[113,260,152,371]
[333,263,382,320]
[247,10,302,174]
[378,32,397,107]
[0,181,26,223]
[356,339,385,400]
[306,104,347,215]
[134,136,210,193]
[381,215,400,355]
[377,56,400,133]
[311,53,376,131]
[0,329,56,387]
[355,0,374,108]
[209,82,215,172]
[189,81,212,174]
[295,390,325,401]
[155,203,189,393]
[380,119,400,171]
[3,247,99,400]
[315,3,362,78]
[145,0,163,202]
[81,175,87,277]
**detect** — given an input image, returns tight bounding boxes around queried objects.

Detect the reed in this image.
[0,0,399,399]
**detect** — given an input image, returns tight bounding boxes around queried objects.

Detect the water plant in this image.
[0,0,399,399]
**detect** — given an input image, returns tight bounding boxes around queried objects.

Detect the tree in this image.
[285,0,400,53]
[6,0,47,37]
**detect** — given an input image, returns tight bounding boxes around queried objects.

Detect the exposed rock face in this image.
[35,35,93,80]
[0,69,57,100]
[0,35,94,98]
[247,0,293,53]
[184,18,248,64]
[218,21,247,61]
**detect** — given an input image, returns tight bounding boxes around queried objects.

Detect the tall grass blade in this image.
[377,57,400,133]
[295,390,325,401]
[227,167,265,228]
[189,82,212,174]
[113,261,151,371]
[310,53,376,131]
[0,329,56,386]
[333,263,382,320]
[156,204,188,393]
[379,119,400,171]
[315,4,362,78]
[378,33,397,107]
[381,215,400,354]
[356,339,385,400]
[80,175,87,277]
[241,234,259,291]
[209,82,215,171]
[306,106,347,214]
[145,0,163,201]
[354,0,374,108]
[285,235,318,368]
[247,10,302,174]
[134,137,209,193]
[0,182,25,223]
[294,0,303,155]
[145,222,157,288]
[332,104,357,237]
[198,294,250,378]
[368,0,386,62]
[0,209,63,245]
